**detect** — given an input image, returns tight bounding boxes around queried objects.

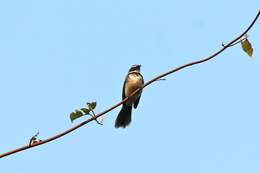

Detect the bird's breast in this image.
[124,73,143,105]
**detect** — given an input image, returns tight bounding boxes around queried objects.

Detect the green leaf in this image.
[241,38,253,57]
[75,109,83,116]
[70,109,84,122]
[81,108,90,114]
[87,102,97,111]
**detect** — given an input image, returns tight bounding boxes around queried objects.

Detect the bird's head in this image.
[129,64,141,72]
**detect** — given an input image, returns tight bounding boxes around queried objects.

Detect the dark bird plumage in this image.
[115,64,144,128]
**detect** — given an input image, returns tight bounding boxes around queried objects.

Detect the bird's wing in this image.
[133,95,141,108]
[122,76,127,100]
[134,73,144,108]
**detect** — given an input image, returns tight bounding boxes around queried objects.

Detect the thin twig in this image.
[222,34,249,47]
[222,37,247,47]
[89,110,103,125]
[29,132,41,147]
[156,78,166,81]
[86,102,103,125]
[0,10,259,159]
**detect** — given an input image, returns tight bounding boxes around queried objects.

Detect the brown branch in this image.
[1,10,259,159]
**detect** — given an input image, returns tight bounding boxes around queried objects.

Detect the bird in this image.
[115,64,144,128]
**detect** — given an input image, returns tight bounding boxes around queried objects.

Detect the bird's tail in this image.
[115,104,132,128]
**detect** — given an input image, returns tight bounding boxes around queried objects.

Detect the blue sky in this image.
[0,0,259,172]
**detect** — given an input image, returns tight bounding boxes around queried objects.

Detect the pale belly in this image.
[124,74,143,105]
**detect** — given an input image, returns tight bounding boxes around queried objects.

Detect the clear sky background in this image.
[0,0,259,172]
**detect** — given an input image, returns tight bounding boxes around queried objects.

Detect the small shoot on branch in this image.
[241,34,253,58]
[69,101,102,125]
[29,132,42,146]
